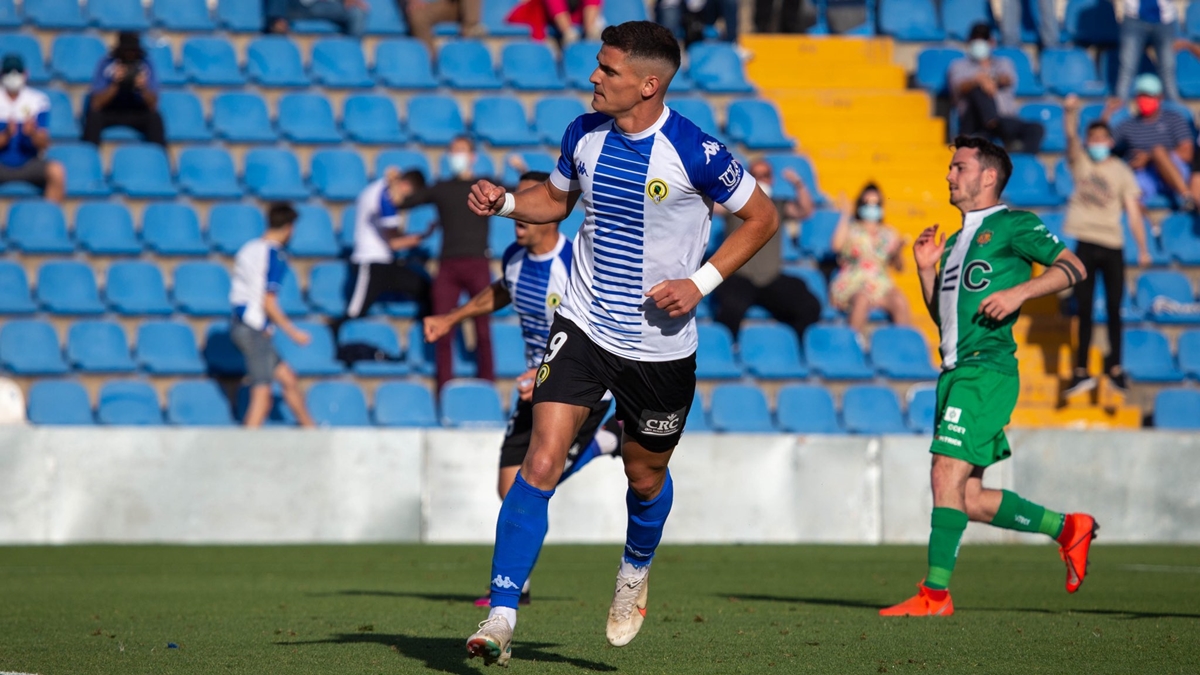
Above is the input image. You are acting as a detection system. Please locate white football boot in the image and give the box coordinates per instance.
[466,615,513,667]
[605,562,650,647]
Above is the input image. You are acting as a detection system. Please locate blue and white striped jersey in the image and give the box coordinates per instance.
[550,106,757,361]
[501,233,573,369]
[229,238,289,331]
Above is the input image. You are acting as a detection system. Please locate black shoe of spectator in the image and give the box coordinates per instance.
[1108,371,1130,393]
[1062,372,1096,398]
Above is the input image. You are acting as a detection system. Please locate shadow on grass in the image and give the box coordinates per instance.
[325,589,572,603]
[279,633,617,674]
[719,593,1200,620]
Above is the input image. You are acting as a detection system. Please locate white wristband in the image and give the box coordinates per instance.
[496,192,515,217]
[688,262,724,297]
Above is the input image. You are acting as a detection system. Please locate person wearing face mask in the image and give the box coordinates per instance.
[1061,95,1149,398]
[829,183,911,334]
[1109,74,1194,211]
[392,136,495,391]
[947,23,1043,153]
[0,54,65,204]
[84,32,165,148]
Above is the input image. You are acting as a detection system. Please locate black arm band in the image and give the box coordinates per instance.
[1052,260,1081,285]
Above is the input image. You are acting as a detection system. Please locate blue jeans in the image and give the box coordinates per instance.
[265,0,365,35]
[1115,18,1180,101]
[1000,0,1059,48]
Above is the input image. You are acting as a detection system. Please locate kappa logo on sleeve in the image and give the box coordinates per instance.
[702,140,721,165]
[576,160,588,178]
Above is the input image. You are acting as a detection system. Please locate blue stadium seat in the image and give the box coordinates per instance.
[44,143,111,197]
[311,150,367,201]
[45,89,78,141]
[710,384,775,433]
[310,37,373,87]
[906,386,937,434]
[439,379,505,427]
[89,0,150,30]
[28,380,93,425]
[233,382,298,425]
[489,321,527,378]
[879,0,944,40]
[500,152,554,187]
[1176,330,1200,380]
[278,93,342,144]
[502,42,563,90]
[1137,271,1198,323]
[783,266,834,320]
[7,201,73,254]
[563,40,602,89]
[669,98,725,142]
[1118,216,1168,267]
[1018,103,1066,153]
[39,261,105,315]
[1153,388,1200,430]
[202,321,244,375]
[339,207,357,251]
[208,204,264,255]
[246,36,309,87]
[406,318,434,375]
[1178,51,1200,99]
[143,203,208,256]
[374,381,437,427]
[137,320,205,375]
[1040,48,1106,97]
[1099,48,1158,99]
[276,272,309,317]
[685,389,711,431]
[374,38,437,88]
[0,320,67,374]
[727,100,793,150]
[1052,157,1074,202]
[842,385,906,434]
[1003,155,1062,207]
[798,209,839,262]
[376,149,433,181]
[308,261,348,316]
[0,0,15,26]
[941,0,990,41]
[111,144,177,198]
[68,320,136,372]
[407,95,466,145]
[914,47,963,95]
[438,39,502,89]
[173,262,231,316]
[153,0,216,30]
[244,148,309,200]
[1088,275,1142,324]
[338,318,409,376]
[50,34,106,84]
[273,321,343,375]
[0,261,36,314]
[1123,328,1184,381]
[216,0,261,31]
[689,43,754,93]
[178,148,243,199]
[98,381,162,425]
[870,326,939,379]
[804,325,873,379]
[146,41,186,87]
[739,323,808,379]
[1190,0,1200,40]
[994,47,1044,96]
[696,323,742,379]
[604,0,647,22]
[764,153,823,203]
[167,381,233,426]
[481,0,530,36]
[307,382,371,427]
[343,95,406,145]
[1063,0,1118,46]
[158,91,211,142]
[1160,213,1200,265]
[0,35,50,83]
[534,97,586,144]
[363,0,406,33]
[25,0,88,29]
[776,384,840,434]
[211,92,275,142]
[182,37,245,85]
[106,261,173,315]
[289,205,340,258]
[473,96,537,147]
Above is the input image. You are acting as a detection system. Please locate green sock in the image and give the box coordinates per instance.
[925,507,969,590]
[991,490,1064,538]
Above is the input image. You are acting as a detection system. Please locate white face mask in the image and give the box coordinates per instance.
[968,40,991,62]
[2,72,25,93]
[447,152,471,176]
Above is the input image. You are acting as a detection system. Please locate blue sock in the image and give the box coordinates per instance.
[623,470,674,567]
[490,472,553,609]
[557,440,602,484]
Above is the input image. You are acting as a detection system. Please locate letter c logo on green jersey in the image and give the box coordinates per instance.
[963,260,993,292]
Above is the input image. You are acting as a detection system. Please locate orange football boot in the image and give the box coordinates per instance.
[879,583,954,617]
[1057,513,1099,593]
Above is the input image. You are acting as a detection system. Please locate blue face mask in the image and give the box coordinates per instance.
[858,204,883,222]
[1086,144,1111,162]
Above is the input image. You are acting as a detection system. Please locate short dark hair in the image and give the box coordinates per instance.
[953,135,1013,196]
[855,182,883,211]
[401,169,426,190]
[601,21,681,73]
[519,170,550,184]
[1086,120,1112,137]
[968,22,992,42]
[267,203,298,230]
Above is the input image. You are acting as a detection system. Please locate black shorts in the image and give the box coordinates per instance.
[0,159,50,188]
[500,397,610,468]
[532,315,696,452]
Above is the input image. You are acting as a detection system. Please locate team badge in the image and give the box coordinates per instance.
[646,178,669,204]
[536,364,550,386]
[975,230,993,246]
[547,292,561,308]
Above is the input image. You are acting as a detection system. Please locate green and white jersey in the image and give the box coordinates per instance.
[935,205,1065,373]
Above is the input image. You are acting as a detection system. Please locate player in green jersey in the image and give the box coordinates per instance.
[880,136,1100,617]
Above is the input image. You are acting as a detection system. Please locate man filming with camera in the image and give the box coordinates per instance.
[84,32,165,148]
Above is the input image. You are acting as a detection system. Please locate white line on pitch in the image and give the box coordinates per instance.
[1117,564,1200,574]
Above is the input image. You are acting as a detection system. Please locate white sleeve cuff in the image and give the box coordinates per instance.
[549,167,579,193]
[720,175,758,214]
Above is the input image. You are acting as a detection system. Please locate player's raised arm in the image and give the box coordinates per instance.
[467,177,579,225]
[913,224,947,322]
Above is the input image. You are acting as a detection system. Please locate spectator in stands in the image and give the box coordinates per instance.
[406,0,484,53]
[84,32,165,148]
[712,159,821,342]
[659,0,743,54]
[394,136,494,391]
[753,0,807,35]
[948,23,1044,153]
[265,0,366,36]
[1061,95,1149,397]
[1109,74,1194,210]
[1113,0,1180,102]
[996,0,1059,49]
[330,168,432,335]
[0,55,65,204]
[829,183,911,335]
[505,0,603,43]
[229,203,316,429]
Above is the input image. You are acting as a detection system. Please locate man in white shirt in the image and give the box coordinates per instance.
[0,54,65,203]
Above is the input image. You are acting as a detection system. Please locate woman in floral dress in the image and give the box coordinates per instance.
[830,183,912,334]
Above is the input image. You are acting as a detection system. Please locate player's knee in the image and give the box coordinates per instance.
[624,466,667,501]
[521,449,561,486]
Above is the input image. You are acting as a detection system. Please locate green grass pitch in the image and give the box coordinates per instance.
[1,544,1197,674]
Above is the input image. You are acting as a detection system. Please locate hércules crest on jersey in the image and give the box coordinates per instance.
[646,178,669,204]
[536,364,550,386]
[547,292,561,308]
[975,230,993,246]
